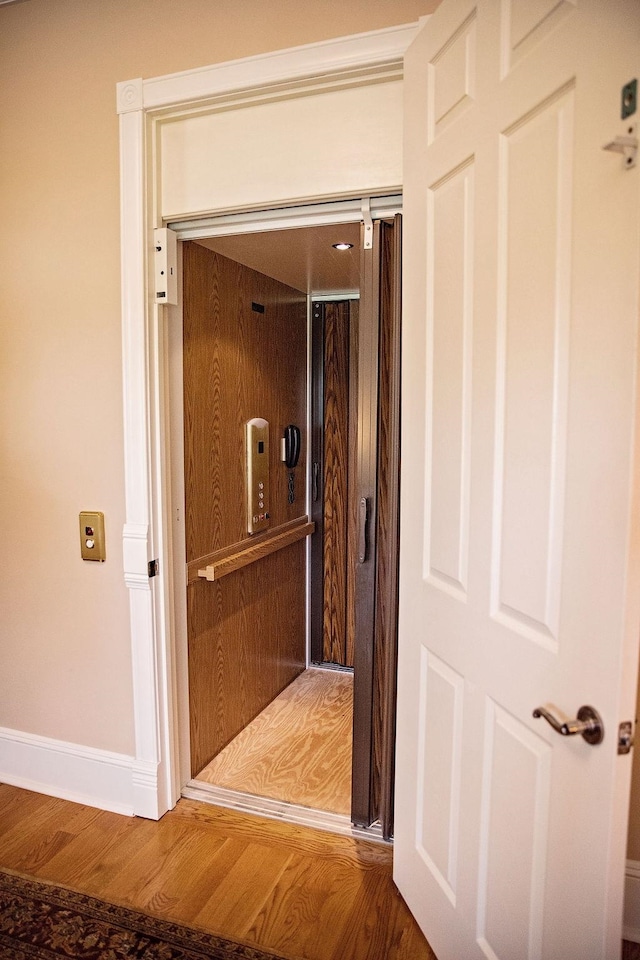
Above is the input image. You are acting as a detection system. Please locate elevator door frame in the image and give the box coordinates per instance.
[118,24,419,822]
[169,201,402,832]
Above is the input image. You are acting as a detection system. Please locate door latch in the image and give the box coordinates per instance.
[618,720,634,755]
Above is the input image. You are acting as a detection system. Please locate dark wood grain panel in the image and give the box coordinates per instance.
[351,218,401,833]
[322,301,350,665]
[183,242,308,776]
[346,301,359,668]
[309,302,325,665]
[351,222,381,827]
[372,217,402,838]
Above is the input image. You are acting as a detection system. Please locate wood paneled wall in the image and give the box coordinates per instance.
[183,241,308,776]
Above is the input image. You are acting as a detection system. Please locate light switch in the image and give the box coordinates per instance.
[79,511,106,561]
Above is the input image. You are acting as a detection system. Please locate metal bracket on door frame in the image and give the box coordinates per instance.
[602,121,638,169]
[362,198,373,249]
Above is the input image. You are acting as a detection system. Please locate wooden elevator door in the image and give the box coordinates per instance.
[311,299,359,669]
[310,216,402,837]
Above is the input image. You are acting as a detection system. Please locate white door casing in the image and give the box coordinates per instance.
[394,1,640,958]
[117,26,418,818]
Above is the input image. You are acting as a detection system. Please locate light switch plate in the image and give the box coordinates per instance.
[79,511,106,561]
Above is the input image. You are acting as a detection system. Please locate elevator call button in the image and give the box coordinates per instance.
[79,511,106,561]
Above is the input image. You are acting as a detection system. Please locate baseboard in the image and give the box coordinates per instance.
[0,726,135,816]
[625,860,640,943]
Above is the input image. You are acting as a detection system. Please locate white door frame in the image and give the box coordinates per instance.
[117,23,420,819]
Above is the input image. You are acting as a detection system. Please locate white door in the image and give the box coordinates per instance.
[394,1,640,958]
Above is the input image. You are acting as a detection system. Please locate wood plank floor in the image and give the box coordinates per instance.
[0,783,436,960]
[195,668,353,816]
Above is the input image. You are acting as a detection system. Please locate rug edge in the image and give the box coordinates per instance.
[0,866,300,960]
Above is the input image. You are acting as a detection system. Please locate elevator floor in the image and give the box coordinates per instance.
[194,667,353,816]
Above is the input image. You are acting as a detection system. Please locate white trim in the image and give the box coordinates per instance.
[625,860,640,943]
[0,727,134,816]
[117,78,143,114]
[119,100,170,820]
[118,24,417,819]
[311,292,361,302]
[119,24,418,113]
[168,194,403,240]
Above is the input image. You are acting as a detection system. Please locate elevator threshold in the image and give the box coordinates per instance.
[183,668,385,841]
[182,780,384,842]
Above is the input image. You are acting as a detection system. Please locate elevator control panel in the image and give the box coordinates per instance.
[246,418,270,535]
[79,510,106,561]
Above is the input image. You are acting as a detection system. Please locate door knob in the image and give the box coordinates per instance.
[532,705,604,745]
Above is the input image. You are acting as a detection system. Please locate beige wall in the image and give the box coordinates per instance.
[0,0,435,755]
[5,0,638,865]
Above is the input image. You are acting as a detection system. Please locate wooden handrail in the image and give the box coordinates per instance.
[196,519,315,583]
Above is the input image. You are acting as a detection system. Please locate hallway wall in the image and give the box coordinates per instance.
[0,0,435,760]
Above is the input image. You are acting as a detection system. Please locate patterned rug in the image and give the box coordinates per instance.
[0,869,292,959]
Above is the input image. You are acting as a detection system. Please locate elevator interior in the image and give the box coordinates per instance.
[177,214,400,837]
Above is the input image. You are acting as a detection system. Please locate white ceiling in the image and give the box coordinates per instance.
[195,221,361,296]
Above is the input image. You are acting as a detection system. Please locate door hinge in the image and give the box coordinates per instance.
[618,720,634,755]
[148,559,159,578]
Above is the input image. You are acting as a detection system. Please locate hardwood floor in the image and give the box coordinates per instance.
[195,668,353,816]
[0,783,436,960]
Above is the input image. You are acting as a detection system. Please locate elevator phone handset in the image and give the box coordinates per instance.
[283,424,301,469]
[246,418,270,535]
[282,424,301,505]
